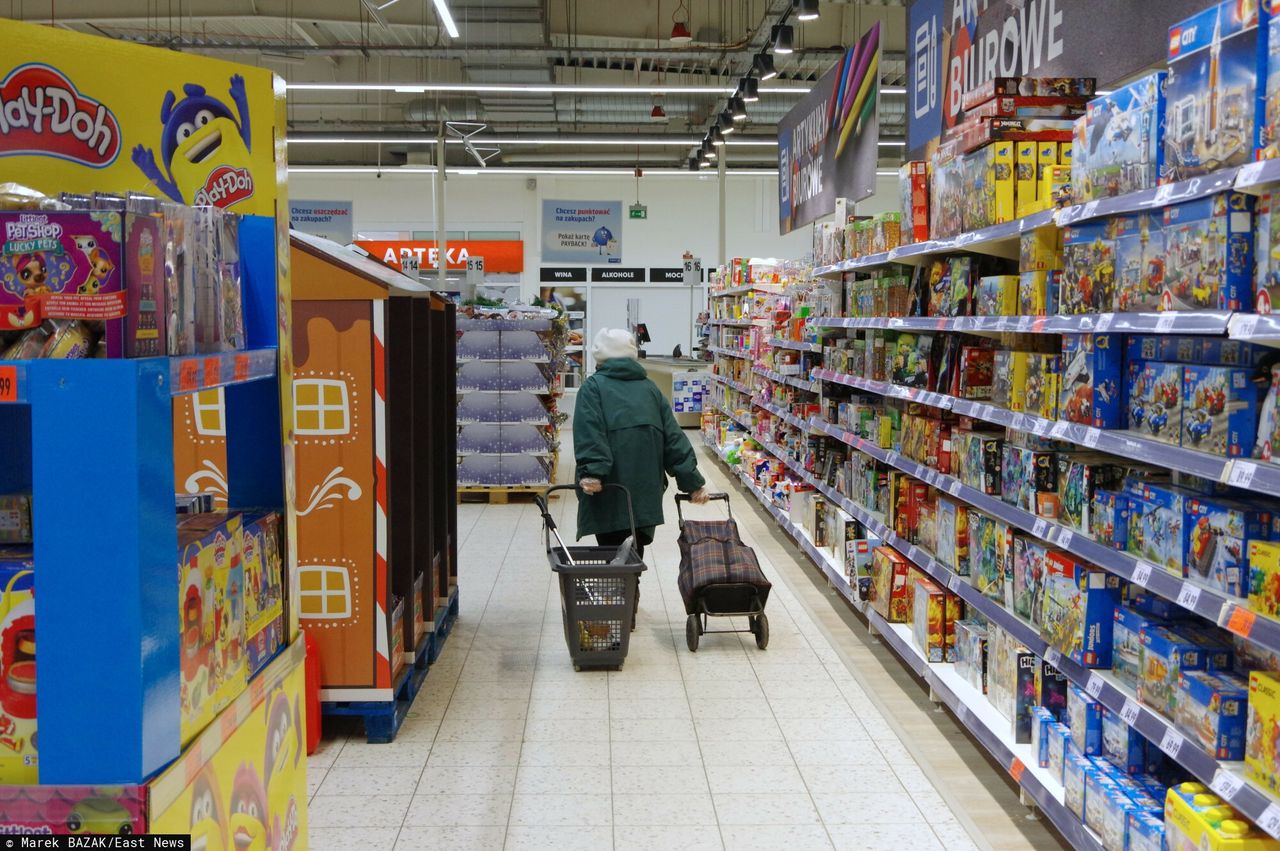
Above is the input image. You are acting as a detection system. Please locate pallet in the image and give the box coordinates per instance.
[428,587,460,663]
[457,486,554,505]
[321,632,433,744]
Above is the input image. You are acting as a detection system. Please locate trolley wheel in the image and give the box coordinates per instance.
[573,663,582,672]
[686,613,700,652]
[752,613,769,650]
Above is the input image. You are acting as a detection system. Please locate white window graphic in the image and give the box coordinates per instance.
[298,565,352,619]
[192,389,226,437]
[295,379,351,436]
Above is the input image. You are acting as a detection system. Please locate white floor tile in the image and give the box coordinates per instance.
[507,792,614,827]
[613,792,718,826]
[613,825,724,851]
[502,825,614,851]
[401,792,512,827]
[311,827,401,851]
[711,792,822,826]
[515,764,611,795]
[416,765,518,796]
[307,795,411,828]
[718,824,834,851]
[395,826,507,851]
[611,765,711,795]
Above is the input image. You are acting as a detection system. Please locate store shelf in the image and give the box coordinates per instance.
[1056,166,1240,226]
[1236,158,1280,194]
[811,311,1233,336]
[708,346,751,359]
[753,366,818,393]
[1228,312,1280,345]
[813,367,1241,483]
[716,404,754,433]
[710,283,784,298]
[812,209,1056,278]
[709,373,754,395]
[709,318,766,327]
[769,337,824,353]
[754,399,811,432]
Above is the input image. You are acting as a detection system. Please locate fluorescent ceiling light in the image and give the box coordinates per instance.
[432,0,460,38]
[287,136,783,147]
[288,165,785,176]
[293,82,810,95]
[878,140,905,147]
[880,87,906,95]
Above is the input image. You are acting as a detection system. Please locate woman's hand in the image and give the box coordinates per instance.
[579,477,603,494]
[690,487,710,505]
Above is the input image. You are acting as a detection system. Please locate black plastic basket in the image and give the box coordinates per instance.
[536,484,647,670]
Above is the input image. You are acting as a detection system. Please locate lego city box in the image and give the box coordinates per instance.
[1182,365,1265,458]
[1177,670,1248,760]
[1185,495,1270,598]
[1060,334,1123,428]
[1128,361,1185,446]
[1251,189,1280,313]
[1138,626,1206,717]
[1164,0,1268,181]
[1040,552,1120,668]
[1127,481,1191,575]
[1091,489,1131,552]
[1162,191,1255,312]
[1072,73,1166,203]
[1068,683,1104,756]
[1113,605,1167,693]
[1114,212,1167,313]
[1060,219,1117,314]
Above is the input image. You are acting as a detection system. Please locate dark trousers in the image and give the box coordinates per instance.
[596,528,649,558]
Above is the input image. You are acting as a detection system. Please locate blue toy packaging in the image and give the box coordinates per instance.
[1127,481,1190,576]
[1101,706,1148,774]
[1185,494,1271,597]
[1138,626,1207,717]
[1182,365,1265,458]
[1068,685,1103,757]
[1059,335,1122,428]
[1112,605,1168,692]
[1127,811,1165,851]
[1032,706,1055,768]
[1063,751,1089,820]
[1176,670,1248,760]
[1090,489,1130,551]
[1114,213,1167,313]
[1164,0,1268,181]
[954,618,989,693]
[1127,362,1184,445]
[1041,552,1120,668]
[1048,722,1070,783]
[1072,73,1167,202]
[1058,455,1125,536]
[1162,192,1255,311]
[1060,219,1116,314]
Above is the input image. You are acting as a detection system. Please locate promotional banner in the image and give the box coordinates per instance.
[541,200,623,263]
[0,21,281,216]
[289,200,353,243]
[777,22,881,235]
[354,240,524,273]
[907,0,1208,157]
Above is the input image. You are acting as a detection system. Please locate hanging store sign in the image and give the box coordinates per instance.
[777,22,882,235]
[650,267,705,283]
[541,200,623,263]
[290,200,353,244]
[591,268,645,283]
[539,267,587,283]
[906,0,1210,158]
[353,239,524,273]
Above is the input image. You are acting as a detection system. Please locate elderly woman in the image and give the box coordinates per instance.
[574,328,708,557]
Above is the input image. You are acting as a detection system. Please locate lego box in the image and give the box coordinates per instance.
[1162,192,1255,312]
[1040,552,1119,668]
[1182,365,1264,458]
[1247,670,1280,793]
[1127,481,1190,575]
[870,546,912,623]
[1185,495,1270,597]
[1177,670,1248,760]
[1012,536,1049,625]
[955,619,988,693]
[1072,73,1166,203]
[1060,220,1116,314]
[1114,212,1167,313]
[1059,334,1122,428]
[1128,362,1184,445]
[1249,539,1280,620]
[1138,626,1206,718]
[1068,684,1103,756]
[963,77,1096,112]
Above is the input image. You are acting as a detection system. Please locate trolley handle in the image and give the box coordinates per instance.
[675,491,732,525]
[536,482,640,551]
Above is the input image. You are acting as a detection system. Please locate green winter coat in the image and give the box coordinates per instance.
[573,358,706,540]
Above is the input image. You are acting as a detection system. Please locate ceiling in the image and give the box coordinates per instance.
[21,0,908,171]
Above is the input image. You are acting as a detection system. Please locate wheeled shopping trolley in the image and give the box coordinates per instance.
[537,484,646,670]
[675,492,771,651]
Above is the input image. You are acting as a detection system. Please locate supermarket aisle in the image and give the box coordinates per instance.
[307,442,1065,851]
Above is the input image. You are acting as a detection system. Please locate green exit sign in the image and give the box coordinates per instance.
[629,204,647,219]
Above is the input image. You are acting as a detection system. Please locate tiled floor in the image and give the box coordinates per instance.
[307,441,1067,851]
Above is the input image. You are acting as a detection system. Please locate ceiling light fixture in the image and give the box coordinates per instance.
[670,0,693,43]
[286,135,784,147]
[772,25,794,54]
[290,81,813,95]
[288,165,801,177]
[650,104,668,122]
[795,0,819,21]
[754,53,778,81]
[688,156,700,171]
[730,96,747,121]
[711,127,725,146]
[743,77,760,102]
[431,0,460,38]
[719,111,737,133]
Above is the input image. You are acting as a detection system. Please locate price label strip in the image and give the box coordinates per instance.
[1085,673,1104,699]
[0,365,17,403]
[1131,561,1154,587]
[1159,728,1184,758]
[1210,769,1245,802]
[1119,699,1142,726]
[1257,802,1280,840]
[1176,583,1202,611]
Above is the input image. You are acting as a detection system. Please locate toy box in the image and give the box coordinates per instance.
[1165,782,1275,851]
[1060,335,1123,428]
[241,512,286,677]
[1130,361,1185,444]
[1163,192,1256,312]
[1128,812,1165,851]
[0,210,127,355]
[1185,496,1270,597]
[1025,353,1060,420]
[1020,227,1063,273]
[177,512,247,746]
[1247,670,1280,793]
[890,333,933,389]
[1182,366,1264,458]
[1059,456,1125,535]
[1091,489,1131,551]
[955,618,989,693]
[1069,684,1104,755]
[969,512,1013,606]
[1072,73,1166,203]
[912,576,954,662]
[1038,656,1070,722]
[1048,721,1070,782]
[1114,606,1168,692]
[1139,626,1207,717]
[1178,670,1249,760]
[870,546,912,622]
[1032,706,1056,767]
[0,555,35,783]
[900,161,929,244]
[955,431,1003,495]
[1061,220,1116,314]
[1001,444,1058,514]
[1064,751,1090,821]
[1099,786,1142,851]
[1016,141,1041,217]
[1249,540,1280,620]
[1007,351,1032,413]
[992,351,1015,408]
[1017,270,1058,315]
[956,346,995,400]
[990,626,1038,743]
[964,77,1096,112]
[1041,552,1120,667]
[1114,213,1168,312]
[936,497,970,576]
[1254,190,1280,313]
[122,199,170,357]
[1164,0,1267,182]
[0,495,31,546]
[975,275,1019,316]
[1084,767,1122,836]
[1102,706,1148,774]
[1012,536,1050,624]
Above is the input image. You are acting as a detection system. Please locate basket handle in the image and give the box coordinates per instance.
[675,491,731,525]
[538,482,640,548]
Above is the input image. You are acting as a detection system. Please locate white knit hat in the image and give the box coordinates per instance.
[591,328,638,362]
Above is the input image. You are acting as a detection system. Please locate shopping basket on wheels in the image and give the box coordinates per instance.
[675,492,771,651]
[536,483,647,671]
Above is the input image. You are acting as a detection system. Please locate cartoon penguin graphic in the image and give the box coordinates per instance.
[131,76,252,207]
[72,236,116,294]
[227,763,269,851]
[263,690,302,851]
[189,767,228,851]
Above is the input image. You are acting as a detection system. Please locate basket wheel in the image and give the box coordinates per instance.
[685,613,700,652]
[751,613,769,650]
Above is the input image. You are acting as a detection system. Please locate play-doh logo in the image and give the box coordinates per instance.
[0,64,120,167]
[194,164,254,208]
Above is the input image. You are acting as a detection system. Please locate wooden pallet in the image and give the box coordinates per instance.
[457,486,556,504]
